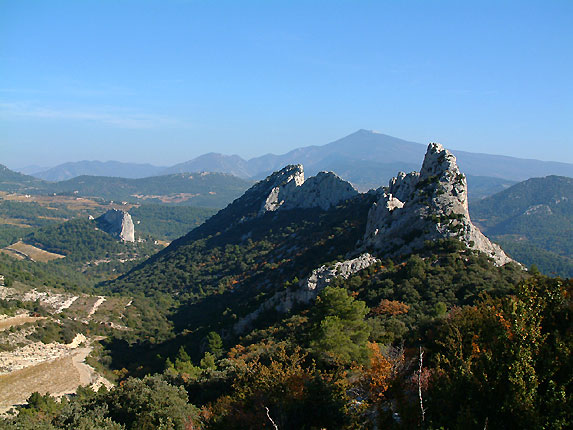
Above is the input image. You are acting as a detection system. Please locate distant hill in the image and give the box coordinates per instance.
[470,175,573,277]
[13,130,572,199]
[50,173,252,208]
[0,164,252,209]
[0,164,47,193]
[33,160,166,181]
[15,164,50,176]
[246,130,573,182]
[162,153,252,178]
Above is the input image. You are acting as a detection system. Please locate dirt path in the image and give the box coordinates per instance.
[87,296,106,318]
[0,345,113,413]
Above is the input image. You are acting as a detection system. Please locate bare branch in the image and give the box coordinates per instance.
[418,346,425,424]
[265,406,279,430]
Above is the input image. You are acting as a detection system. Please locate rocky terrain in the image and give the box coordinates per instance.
[234,253,378,333]
[361,143,513,265]
[96,209,135,242]
[259,165,358,213]
[228,143,515,334]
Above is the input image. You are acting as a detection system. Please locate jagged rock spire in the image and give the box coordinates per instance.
[362,143,513,265]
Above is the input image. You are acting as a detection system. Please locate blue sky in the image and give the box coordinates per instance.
[1,0,572,168]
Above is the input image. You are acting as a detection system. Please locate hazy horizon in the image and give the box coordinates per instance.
[8,129,573,173]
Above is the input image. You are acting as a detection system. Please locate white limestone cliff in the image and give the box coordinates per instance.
[259,165,358,214]
[96,209,135,242]
[362,143,513,266]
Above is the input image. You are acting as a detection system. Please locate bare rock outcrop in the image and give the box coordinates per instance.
[281,171,359,211]
[233,253,378,334]
[362,143,513,265]
[259,165,358,214]
[216,164,358,228]
[96,209,135,242]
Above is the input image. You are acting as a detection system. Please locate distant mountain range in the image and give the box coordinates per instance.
[31,160,167,182]
[15,130,573,196]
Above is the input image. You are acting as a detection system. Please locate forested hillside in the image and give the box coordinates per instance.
[0,164,251,209]
[1,148,571,429]
[471,175,573,277]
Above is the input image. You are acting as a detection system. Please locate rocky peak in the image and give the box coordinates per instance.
[96,209,135,242]
[259,164,305,213]
[281,171,359,211]
[234,164,357,217]
[362,143,513,266]
[203,164,358,232]
[388,171,420,202]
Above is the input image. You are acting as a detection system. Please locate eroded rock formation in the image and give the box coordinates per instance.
[96,209,135,242]
[259,165,358,214]
[362,143,512,265]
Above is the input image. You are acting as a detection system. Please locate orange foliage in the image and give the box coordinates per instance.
[371,299,410,316]
[361,342,393,401]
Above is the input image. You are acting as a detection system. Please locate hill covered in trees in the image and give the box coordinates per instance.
[1,145,570,429]
[0,164,252,209]
[471,175,573,277]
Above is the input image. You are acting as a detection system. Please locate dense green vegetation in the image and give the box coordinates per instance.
[50,173,251,208]
[0,196,217,246]
[495,237,573,278]
[470,175,573,277]
[3,269,568,429]
[0,253,94,291]
[0,167,570,429]
[130,204,217,240]
[1,376,200,430]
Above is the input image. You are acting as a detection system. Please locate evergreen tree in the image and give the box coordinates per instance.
[309,286,371,364]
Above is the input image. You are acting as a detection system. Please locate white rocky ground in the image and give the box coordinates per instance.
[87,296,106,317]
[0,287,78,313]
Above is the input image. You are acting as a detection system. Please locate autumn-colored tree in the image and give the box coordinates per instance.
[427,277,573,429]
[360,342,393,401]
[371,299,410,316]
[209,343,359,429]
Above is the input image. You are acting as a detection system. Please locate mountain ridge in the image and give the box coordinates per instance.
[15,131,573,191]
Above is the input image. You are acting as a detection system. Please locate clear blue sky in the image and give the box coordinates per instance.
[1,0,572,168]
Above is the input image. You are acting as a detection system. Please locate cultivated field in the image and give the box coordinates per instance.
[2,241,65,262]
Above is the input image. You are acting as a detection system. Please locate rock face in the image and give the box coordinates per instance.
[219,164,358,225]
[233,253,378,334]
[259,165,306,213]
[96,209,135,242]
[362,143,513,265]
[259,165,358,214]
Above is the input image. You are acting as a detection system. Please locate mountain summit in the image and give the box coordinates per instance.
[362,143,512,265]
[196,164,358,231]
